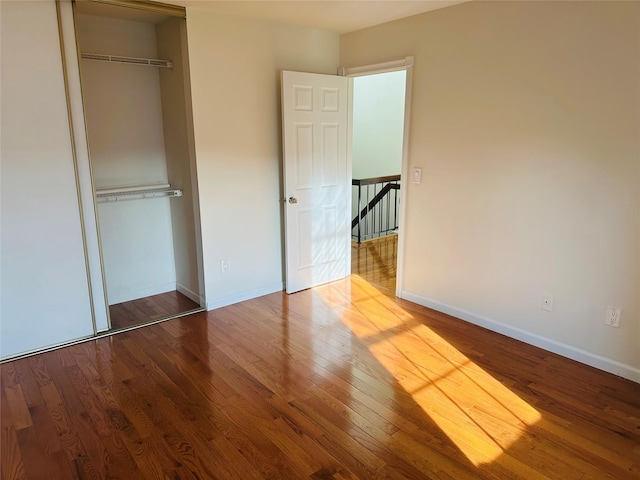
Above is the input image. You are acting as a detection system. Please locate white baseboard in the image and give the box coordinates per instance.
[206,282,284,310]
[177,283,203,306]
[401,290,640,383]
[108,282,176,305]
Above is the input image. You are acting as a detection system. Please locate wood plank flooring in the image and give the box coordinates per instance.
[109,291,201,330]
[352,234,397,292]
[2,276,639,479]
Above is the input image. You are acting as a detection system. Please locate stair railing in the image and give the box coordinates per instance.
[352,175,401,243]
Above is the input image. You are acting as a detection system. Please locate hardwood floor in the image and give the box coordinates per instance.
[2,276,639,479]
[352,234,397,292]
[109,291,201,330]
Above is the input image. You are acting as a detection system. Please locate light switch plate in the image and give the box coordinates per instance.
[412,167,422,184]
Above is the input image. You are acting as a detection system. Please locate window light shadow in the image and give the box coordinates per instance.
[315,276,541,468]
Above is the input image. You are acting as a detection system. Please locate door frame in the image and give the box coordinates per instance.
[339,57,413,298]
[68,0,206,324]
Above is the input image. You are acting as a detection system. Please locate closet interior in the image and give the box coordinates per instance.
[75,1,204,331]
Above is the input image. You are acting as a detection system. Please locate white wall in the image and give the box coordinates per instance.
[77,14,168,188]
[77,14,177,304]
[341,1,640,380]
[0,0,94,358]
[186,10,340,308]
[352,70,406,179]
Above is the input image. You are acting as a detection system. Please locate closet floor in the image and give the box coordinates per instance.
[109,291,200,330]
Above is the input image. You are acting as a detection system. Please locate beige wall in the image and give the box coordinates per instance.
[341,1,640,379]
[186,10,340,308]
[157,17,203,304]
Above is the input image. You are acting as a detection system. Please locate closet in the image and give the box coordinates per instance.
[75,1,204,330]
[0,0,203,361]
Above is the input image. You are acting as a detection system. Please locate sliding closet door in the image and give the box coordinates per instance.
[0,0,95,358]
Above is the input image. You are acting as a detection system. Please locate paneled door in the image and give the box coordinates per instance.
[281,71,349,294]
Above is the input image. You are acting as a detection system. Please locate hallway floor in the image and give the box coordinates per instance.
[351,233,398,292]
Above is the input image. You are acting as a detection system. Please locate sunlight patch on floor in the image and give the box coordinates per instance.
[321,278,541,467]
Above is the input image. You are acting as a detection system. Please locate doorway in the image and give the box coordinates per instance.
[281,58,411,297]
[349,69,408,293]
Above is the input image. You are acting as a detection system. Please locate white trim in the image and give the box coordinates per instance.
[177,282,202,305]
[339,57,414,77]
[396,62,413,297]
[401,290,640,383]
[206,282,284,310]
[345,75,354,279]
[341,57,414,298]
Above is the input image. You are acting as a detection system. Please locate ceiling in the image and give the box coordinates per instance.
[156,0,469,34]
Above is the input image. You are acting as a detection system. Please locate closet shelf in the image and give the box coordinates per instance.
[96,184,182,203]
[81,53,173,69]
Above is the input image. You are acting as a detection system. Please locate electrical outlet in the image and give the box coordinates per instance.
[540,294,553,312]
[605,306,621,328]
[220,259,230,273]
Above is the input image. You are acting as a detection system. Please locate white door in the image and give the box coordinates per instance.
[281,70,349,294]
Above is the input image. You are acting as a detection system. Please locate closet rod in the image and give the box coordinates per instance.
[96,184,183,203]
[81,53,173,69]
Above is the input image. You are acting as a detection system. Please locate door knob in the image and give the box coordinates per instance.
[288,196,298,204]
